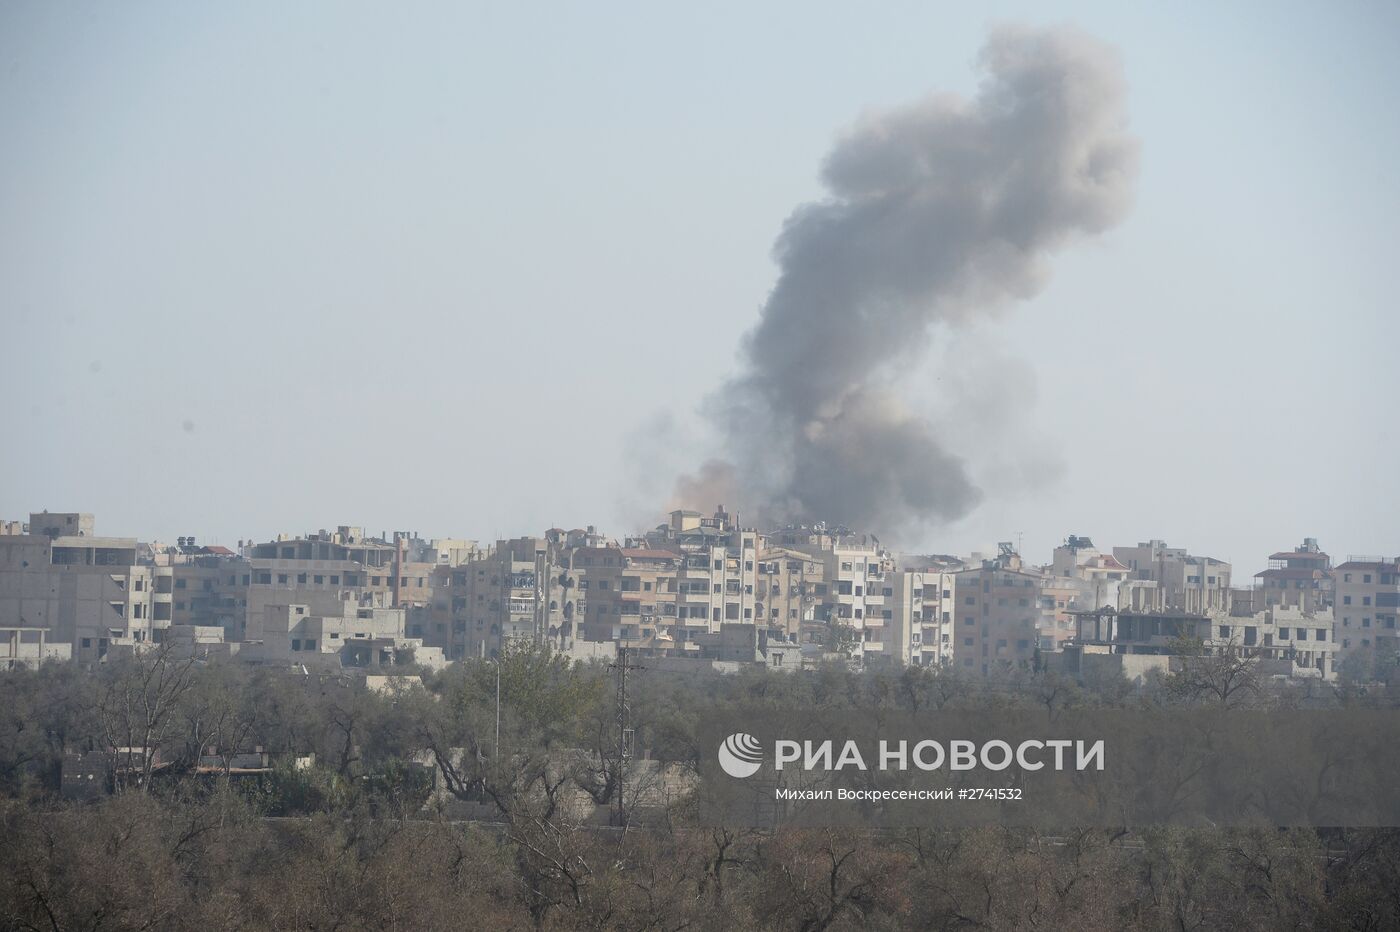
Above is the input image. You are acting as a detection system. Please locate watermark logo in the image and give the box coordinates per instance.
[718,732,763,778]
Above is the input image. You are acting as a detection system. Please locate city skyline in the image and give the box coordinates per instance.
[3,2,1398,578]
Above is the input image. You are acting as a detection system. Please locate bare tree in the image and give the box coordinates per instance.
[95,642,199,793]
[1165,640,1261,707]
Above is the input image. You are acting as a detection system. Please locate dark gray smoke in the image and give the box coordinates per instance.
[677,25,1138,535]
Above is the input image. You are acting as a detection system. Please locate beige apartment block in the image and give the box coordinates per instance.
[755,547,825,642]
[247,600,443,671]
[0,522,163,662]
[1049,536,1140,609]
[952,546,1046,675]
[640,508,761,651]
[833,542,890,660]
[574,546,678,652]
[1254,538,1333,613]
[434,536,577,660]
[242,527,437,641]
[1332,557,1400,671]
[883,569,942,666]
[1063,605,1337,682]
[1112,539,1232,613]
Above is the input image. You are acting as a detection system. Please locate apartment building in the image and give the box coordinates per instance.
[574,546,678,649]
[0,513,163,661]
[802,538,888,662]
[882,570,932,665]
[1112,540,1232,613]
[895,555,964,666]
[639,508,761,650]
[252,600,444,671]
[1063,604,1337,681]
[242,527,441,641]
[1333,557,1400,667]
[952,544,1046,674]
[1049,536,1147,609]
[434,536,580,660]
[1253,539,1332,613]
[755,546,824,643]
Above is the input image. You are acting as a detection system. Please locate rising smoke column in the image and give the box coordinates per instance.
[681,26,1139,534]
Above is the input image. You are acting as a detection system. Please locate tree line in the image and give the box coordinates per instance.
[0,643,1398,930]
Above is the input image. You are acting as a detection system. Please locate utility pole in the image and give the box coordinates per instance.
[609,646,642,828]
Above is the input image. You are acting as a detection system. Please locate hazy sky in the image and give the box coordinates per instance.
[2,1,1397,576]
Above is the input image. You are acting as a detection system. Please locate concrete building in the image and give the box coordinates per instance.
[433,536,576,660]
[883,569,957,666]
[694,622,800,669]
[755,546,824,643]
[0,515,164,661]
[640,508,762,651]
[1333,557,1400,669]
[250,600,444,671]
[1112,540,1232,613]
[1061,604,1337,681]
[574,546,679,651]
[242,527,439,643]
[1049,536,1148,611]
[1254,539,1333,613]
[952,545,1044,675]
[1,627,71,670]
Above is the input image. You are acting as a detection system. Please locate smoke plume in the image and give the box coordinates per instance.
[677,25,1138,535]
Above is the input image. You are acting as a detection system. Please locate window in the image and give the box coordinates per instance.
[278,574,289,584]
[1278,628,1289,640]
[292,639,302,650]
[313,575,324,584]
[305,639,316,650]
